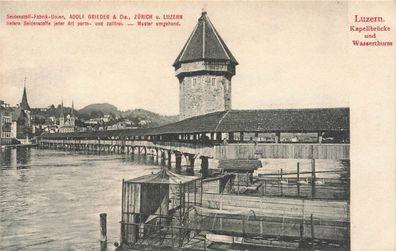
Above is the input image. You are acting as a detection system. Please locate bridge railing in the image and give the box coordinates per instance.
[38,139,349,160]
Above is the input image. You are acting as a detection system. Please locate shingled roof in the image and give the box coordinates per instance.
[152,108,350,135]
[173,11,238,67]
[41,108,349,139]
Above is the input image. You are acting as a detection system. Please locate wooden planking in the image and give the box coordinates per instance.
[195,216,347,241]
[214,144,349,160]
[198,193,349,222]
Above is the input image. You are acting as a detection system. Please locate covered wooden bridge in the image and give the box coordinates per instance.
[39,108,350,174]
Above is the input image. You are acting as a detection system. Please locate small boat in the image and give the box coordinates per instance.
[297,178,309,185]
[280,179,289,184]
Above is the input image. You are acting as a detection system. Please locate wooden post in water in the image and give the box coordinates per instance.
[186,154,195,175]
[299,221,304,246]
[232,236,235,250]
[280,168,283,196]
[120,180,125,244]
[310,213,315,248]
[242,219,245,237]
[201,156,209,179]
[100,213,107,245]
[297,162,300,197]
[311,159,316,198]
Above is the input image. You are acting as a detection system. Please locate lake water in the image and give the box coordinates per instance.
[0,147,162,250]
[0,147,349,250]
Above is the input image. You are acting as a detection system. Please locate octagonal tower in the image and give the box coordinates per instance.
[173,11,238,120]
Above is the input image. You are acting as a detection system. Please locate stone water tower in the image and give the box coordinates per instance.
[173,11,238,120]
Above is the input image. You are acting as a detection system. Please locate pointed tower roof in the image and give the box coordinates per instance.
[60,100,64,116]
[20,84,31,111]
[71,100,75,116]
[173,11,238,67]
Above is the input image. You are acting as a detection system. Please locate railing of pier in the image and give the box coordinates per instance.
[119,209,349,250]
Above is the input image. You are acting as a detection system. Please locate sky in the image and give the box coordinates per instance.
[1,1,350,115]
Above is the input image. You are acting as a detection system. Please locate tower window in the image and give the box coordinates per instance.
[212,78,216,86]
[193,78,196,87]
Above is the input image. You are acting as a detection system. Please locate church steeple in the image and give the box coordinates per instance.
[60,100,64,116]
[59,100,65,127]
[20,79,31,111]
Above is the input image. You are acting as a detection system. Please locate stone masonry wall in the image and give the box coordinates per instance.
[179,74,231,120]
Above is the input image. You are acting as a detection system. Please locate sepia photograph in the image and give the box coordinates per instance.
[0,1,394,251]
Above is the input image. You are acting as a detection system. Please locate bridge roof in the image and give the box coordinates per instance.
[152,108,349,134]
[41,108,349,139]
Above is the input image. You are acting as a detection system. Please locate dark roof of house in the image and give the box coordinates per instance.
[173,11,238,67]
[220,160,262,172]
[152,108,350,134]
[20,86,31,111]
[12,107,29,122]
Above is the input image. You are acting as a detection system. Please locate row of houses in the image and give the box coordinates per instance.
[0,87,32,145]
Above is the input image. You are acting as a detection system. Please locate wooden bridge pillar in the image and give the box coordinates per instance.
[200,156,209,179]
[143,147,147,155]
[167,150,172,167]
[186,154,195,175]
[175,152,182,171]
[160,151,166,166]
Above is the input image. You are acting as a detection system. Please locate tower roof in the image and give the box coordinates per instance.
[173,11,238,67]
[60,100,64,116]
[20,85,31,111]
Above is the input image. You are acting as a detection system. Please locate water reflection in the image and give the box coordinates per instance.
[0,148,164,250]
[0,148,32,169]
[0,147,345,250]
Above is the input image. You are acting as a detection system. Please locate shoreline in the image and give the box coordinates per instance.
[1,143,37,149]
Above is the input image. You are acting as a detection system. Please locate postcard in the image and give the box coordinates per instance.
[0,1,394,250]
